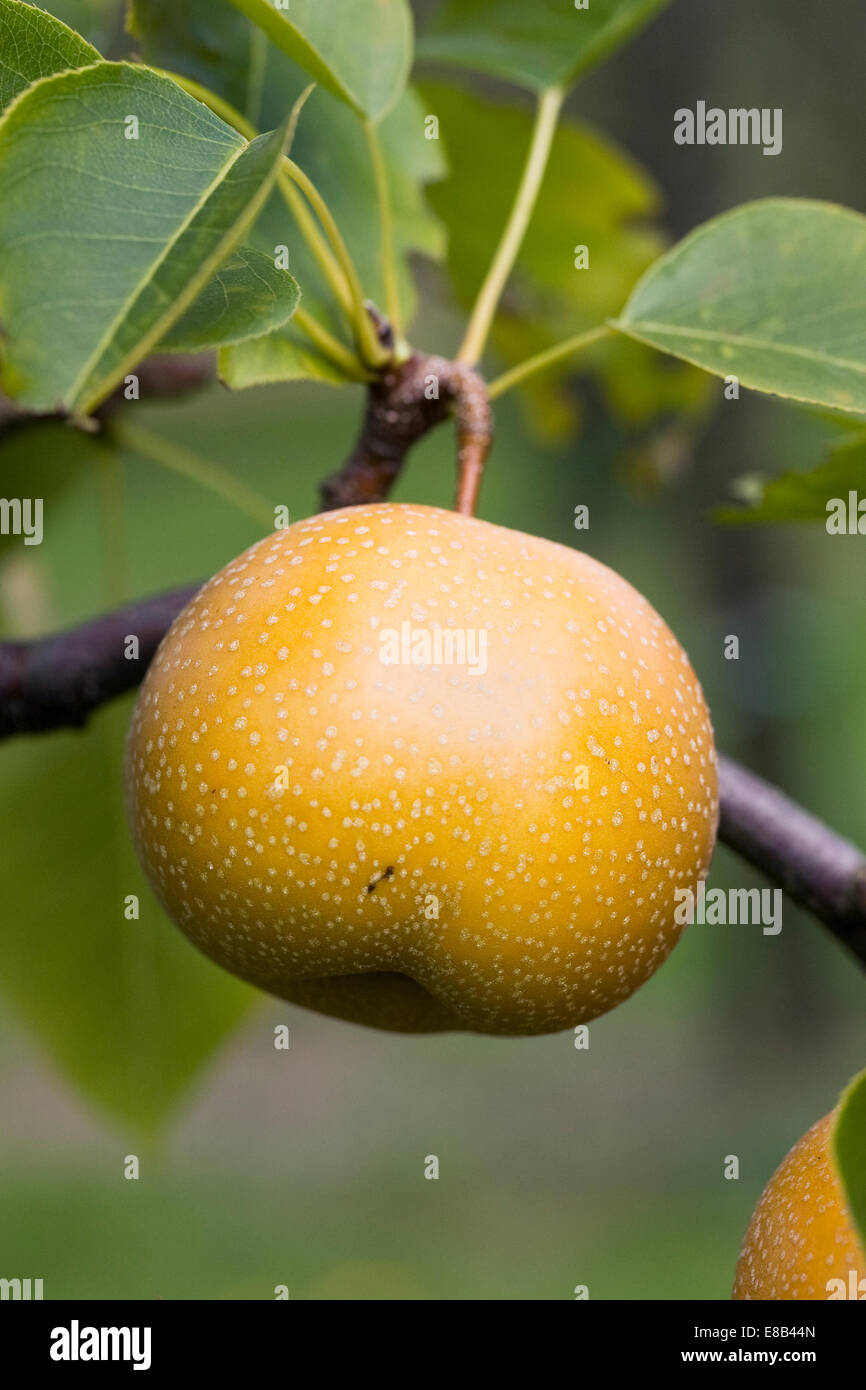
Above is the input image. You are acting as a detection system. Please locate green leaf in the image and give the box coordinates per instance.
[219,326,357,387]
[801,404,866,434]
[0,700,255,1133]
[159,246,299,352]
[716,432,866,525]
[832,1068,866,1258]
[228,81,444,387]
[419,0,670,94]
[0,62,289,415]
[225,0,412,122]
[0,0,99,112]
[615,199,866,416]
[423,80,707,439]
[127,3,442,384]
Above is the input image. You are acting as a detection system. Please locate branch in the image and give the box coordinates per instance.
[0,591,864,966]
[717,756,866,964]
[0,353,216,438]
[320,347,492,515]
[320,351,447,509]
[0,586,199,736]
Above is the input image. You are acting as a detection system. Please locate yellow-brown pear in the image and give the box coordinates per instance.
[733,1111,866,1300]
[125,503,718,1034]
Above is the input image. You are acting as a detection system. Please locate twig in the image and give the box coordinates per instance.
[0,353,216,439]
[320,349,492,516]
[717,756,866,965]
[0,586,200,736]
[448,362,494,517]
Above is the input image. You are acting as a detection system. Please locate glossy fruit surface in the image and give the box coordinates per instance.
[733,1111,866,1300]
[126,503,717,1034]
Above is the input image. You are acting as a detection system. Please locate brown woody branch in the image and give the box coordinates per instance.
[0,586,200,736]
[0,353,216,437]
[321,350,492,514]
[717,756,866,964]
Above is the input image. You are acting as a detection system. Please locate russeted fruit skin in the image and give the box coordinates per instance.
[125,502,718,1036]
[733,1112,865,1300]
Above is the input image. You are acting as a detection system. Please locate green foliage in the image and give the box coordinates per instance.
[0,700,255,1133]
[616,199,866,416]
[419,0,671,93]
[717,432,866,524]
[219,326,358,388]
[832,1069,866,1255]
[225,0,412,122]
[0,0,98,109]
[0,62,289,414]
[223,83,445,387]
[424,80,708,438]
[159,247,299,353]
[131,0,443,385]
[0,9,299,385]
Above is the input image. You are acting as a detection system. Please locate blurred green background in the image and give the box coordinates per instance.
[0,0,864,1299]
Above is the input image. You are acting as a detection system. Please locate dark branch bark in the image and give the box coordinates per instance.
[320,352,492,514]
[717,756,866,964]
[0,586,199,736]
[0,353,216,438]
[320,353,449,509]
